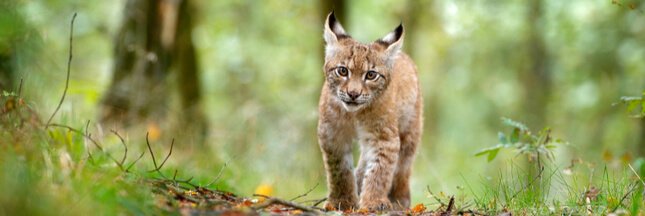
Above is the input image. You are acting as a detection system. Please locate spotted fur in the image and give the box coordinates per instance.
[318,12,423,211]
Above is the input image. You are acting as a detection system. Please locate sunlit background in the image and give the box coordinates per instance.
[2,0,644,208]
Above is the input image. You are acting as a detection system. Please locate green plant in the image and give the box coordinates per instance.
[473,117,568,163]
[613,91,645,119]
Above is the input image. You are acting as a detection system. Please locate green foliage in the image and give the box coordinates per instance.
[0,95,169,215]
[613,91,645,119]
[473,117,568,162]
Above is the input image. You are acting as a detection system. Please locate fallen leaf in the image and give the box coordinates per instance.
[410,203,426,213]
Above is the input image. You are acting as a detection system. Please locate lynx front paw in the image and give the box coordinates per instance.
[325,198,358,211]
[360,198,392,211]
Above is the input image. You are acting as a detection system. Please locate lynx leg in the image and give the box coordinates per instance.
[389,107,422,210]
[388,131,420,210]
[354,147,368,196]
[318,122,358,210]
[357,127,400,211]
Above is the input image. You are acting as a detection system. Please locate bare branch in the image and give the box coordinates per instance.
[311,198,328,207]
[48,123,103,151]
[110,129,128,165]
[124,151,146,172]
[17,78,23,97]
[446,196,455,213]
[629,164,645,188]
[46,12,77,128]
[249,197,324,213]
[510,166,545,201]
[148,138,174,172]
[253,194,270,199]
[290,182,319,201]
[145,132,165,178]
[204,156,236,188]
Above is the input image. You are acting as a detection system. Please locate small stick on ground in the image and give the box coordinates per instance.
[253,194,270,199]
[124,151,145,173]
[629,164,645,188]
[446,196,455,212]
[111,129,128,165]
[612,183,637,213]
[49,123,104,151]
[145,132,166,178]
[290,182,319,201]
[204,156,236,188]
[312,198,327,207]
[17,78,23,97]
[249,197,324,214]
[510,166,545,200]
[148,138,174,172]
[46,12,76,128]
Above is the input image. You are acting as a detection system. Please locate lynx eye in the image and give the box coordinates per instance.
[365,71,378,80]
[336,67,349,76]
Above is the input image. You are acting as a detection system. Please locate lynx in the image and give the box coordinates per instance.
[318,12,423,211]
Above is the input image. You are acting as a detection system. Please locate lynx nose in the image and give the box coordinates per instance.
[347,91,360,100]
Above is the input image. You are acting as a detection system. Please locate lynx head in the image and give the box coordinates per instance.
[323,11,404,112]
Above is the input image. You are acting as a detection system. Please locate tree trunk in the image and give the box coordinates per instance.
[523,0,550,129]
[174,0,207,138]
[522,0,550,198]
[101,0,204,132]
[0,54,12,92]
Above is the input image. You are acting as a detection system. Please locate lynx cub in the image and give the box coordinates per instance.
[318,12,423,211]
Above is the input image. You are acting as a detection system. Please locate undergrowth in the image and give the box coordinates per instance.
[468,117,645,215]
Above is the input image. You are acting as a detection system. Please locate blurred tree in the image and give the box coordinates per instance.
[320,0,345,25]
[400,0,440,140]
[521,0,550,193]
[401,0,421,54]
[521,0,550,128]
[101,0,206,134]
[0,1,24,92]
[0,54,12,92]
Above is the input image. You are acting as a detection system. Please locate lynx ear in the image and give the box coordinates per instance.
[324,11,349,60]
[376,23,404,57]
[324,11,348,46]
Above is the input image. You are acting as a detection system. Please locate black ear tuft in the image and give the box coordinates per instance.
[328,10,337,28]
[376,23,404,47]
[393,22,403,41]
[325,11,348,40]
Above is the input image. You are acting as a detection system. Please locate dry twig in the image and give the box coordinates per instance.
[46,12,76,128]
[124,151,146,173]
[204,156,236,188]
[145,132,166,178]
[629,164,645,188]
[446,196,455,213]
[148,139,174,173]
[290,182,319,201]
[249,197,324,213]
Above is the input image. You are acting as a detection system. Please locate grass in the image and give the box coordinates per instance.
[460,155,645,215]
[4,93,645,215]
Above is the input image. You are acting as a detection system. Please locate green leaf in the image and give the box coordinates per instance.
[627,100,640,113]
[487,148,500,162]
[510,128,519,144]
[473,145,502,157]
[498,132,508,145]
[501,117,530,132]
[473,149,489,157]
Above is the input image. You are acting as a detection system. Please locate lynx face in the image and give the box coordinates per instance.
[323,14,403,112]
